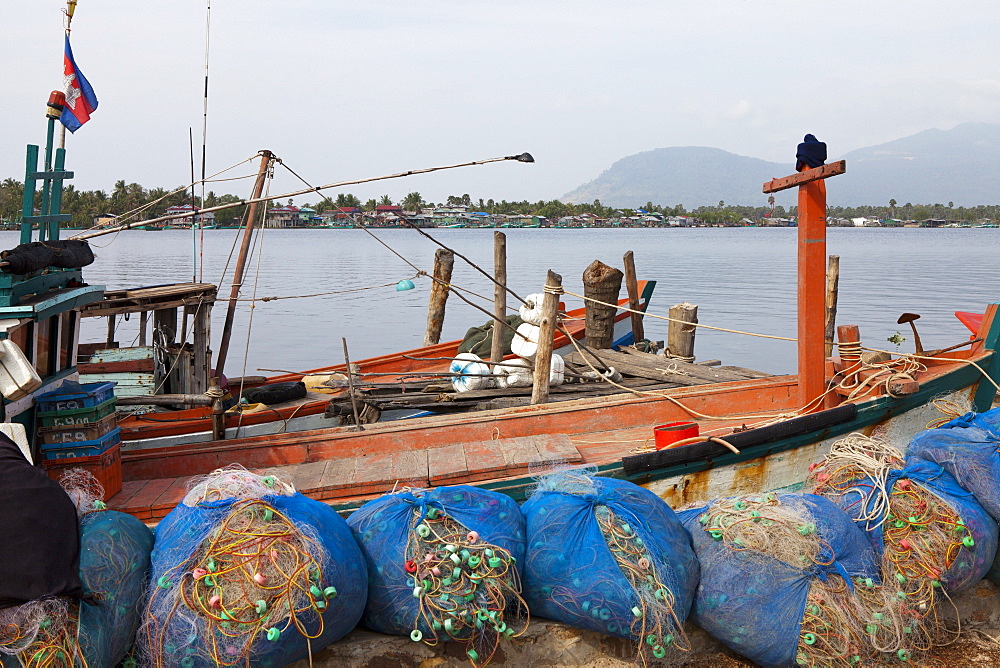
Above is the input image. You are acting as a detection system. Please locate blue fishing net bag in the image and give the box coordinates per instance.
[346,486,525,640]
[679,494,878,668]
[830,458,998,593]
[144,491,366,668]
[77,509,154,665]
[908,408,1000,522]
[522,473,698,657]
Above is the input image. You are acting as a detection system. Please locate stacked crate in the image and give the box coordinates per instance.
[36,382,122,499]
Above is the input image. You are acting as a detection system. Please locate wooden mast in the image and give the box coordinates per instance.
[763,159,846,410]
[215,150,273,379]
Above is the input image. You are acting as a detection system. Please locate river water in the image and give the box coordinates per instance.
[10,227,997,377]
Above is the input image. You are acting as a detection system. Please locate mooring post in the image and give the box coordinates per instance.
[531,270,562,405]
[582,260,623,350]
[825,255,840,358]
[763,154,846,411]
[424,248,455,346]
[622,251,644,344]
[667,303,698,361]
[490,232,507,363]
[209,376,225,441]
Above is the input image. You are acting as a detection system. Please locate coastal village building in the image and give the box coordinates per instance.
[163,204,216,227]
[265,205,301,228]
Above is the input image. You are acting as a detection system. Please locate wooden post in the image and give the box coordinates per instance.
[531,270,562,405]
[209,376,225,441]
[798,176,828,408]
[490,232,507,363]
[837,324,862,388]
[342,338,364,431]
[824,255,840,358]
[191,303,212,394]
[622,251,644,343]
[763,158,846,410]
[424,248,455,346]
[582,260,623,350]
[153,307,178,346]
[215,150,273,379]
[106,315,115,346]
[138,311,148,346]
[667,303,698,360]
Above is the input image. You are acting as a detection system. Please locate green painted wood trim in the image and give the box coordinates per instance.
[29,171,74,180]
[20,145,38,245]
[973,303,1000,411]
[21,215,72,224]
[48,149,67,241]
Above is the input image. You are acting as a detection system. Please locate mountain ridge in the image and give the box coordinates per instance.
[562,123,1000,208]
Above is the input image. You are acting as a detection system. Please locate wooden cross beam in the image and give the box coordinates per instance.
[762,160,847,194]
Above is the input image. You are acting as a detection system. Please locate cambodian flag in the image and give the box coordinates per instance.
[60,36,98,133]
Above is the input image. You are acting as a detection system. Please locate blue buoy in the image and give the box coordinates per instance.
[396,279,415,292]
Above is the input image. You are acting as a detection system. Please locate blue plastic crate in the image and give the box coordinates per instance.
[36,382,117,413]
[41,428,120,460]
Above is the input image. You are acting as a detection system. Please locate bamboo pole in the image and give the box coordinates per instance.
[424,248,455,346]
[825,255,840,358]
[214,150,273,379]
[622,251,644,343]
[490,231,507,363]
[531,270,562,405]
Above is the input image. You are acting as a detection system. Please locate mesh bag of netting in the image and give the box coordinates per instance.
[809,433,998,598]
[141,466,367,668]
[677,492,930,667]
[0,468,154,668]
[907,406,1000,522]
[521,470,698,663]
[347,485,527,667]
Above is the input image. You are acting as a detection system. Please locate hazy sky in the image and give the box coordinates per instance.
[2,1,998,208]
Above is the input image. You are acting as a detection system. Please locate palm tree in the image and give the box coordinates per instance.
[379,194,393,206]
[401,192,424,212]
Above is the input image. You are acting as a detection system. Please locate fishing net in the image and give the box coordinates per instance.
[522,470,698,665]
[347,485,527,667]
[809,433,997,595]
[908,404,1000,522]
[0,469,154,668]
[678,492,910,668]
[142,466,366,668]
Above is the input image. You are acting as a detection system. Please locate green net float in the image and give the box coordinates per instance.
[797,523,815,536]
[663,634,673,646]
[655,588,668,601]
[315,600,327,611]
[460,549,471,560]
[450,553,462,565]
[903,626,912,634]
[898,649,910,662]
[873,612,884,621]
[581,601,591,613]
[631,606,643,618]
[750,511,762,522]
[416,524,431,538]
[496,621,507,633]
[323,586,337,599]
[467,649,479,662]
[806,604,818,615]
[484,548,494,557]
[445,544,458,553]
[412,585,423,598]
[932,580,941,588]
[410,629,423,642]
[453,566,462,578]
[468,555,481,568]
[477,610,490,621]
[864,578,874,588]
[426,508,439,519]
[93,499,106,510]
[709,530,724,541]
[652,645,666,659]
[432,619,442,631]
[699,514,710,525]
[266,627,280,641]
[802,632,817,645]
[445,619,455,634]
[157,575,172,589]
[895,573,907,584]
[39,617,52,630]
[255,600,267,614]
[488,557,502,568]
[896,591,907,601]
[262,508,273,522]
[734,500,747,511]
[645,634,657,647]
[503,627,515,637]
[963,535,976,547]
[207,558,217,572]
[262,475,276,487]
[599,608,611,621]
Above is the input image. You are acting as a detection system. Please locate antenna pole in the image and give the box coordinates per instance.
[214,150,273,379]
[200,0,211,282]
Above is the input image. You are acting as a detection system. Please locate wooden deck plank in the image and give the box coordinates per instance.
[353,451,395,495]
[284,460,329,494]
[459,439,508,484]
[390,450,428,487]
[428,443,468,483]
[317,456,356,498]
[123,477,174,516]
[151,477,191,514]
[107,479,147,511]
[500,436,542,469]
[533,433,583,464]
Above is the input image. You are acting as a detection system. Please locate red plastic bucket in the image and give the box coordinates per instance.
[653,421,699,450]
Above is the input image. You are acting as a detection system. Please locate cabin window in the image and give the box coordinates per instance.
[59,311,77,371]
[34,317,59,377]
[7,322,32,362]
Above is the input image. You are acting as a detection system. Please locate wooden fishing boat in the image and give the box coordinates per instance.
[103,281,655,447]
[96,158,1000,524]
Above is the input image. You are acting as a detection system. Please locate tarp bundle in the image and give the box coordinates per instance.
[522,472,698,662]
[347,486,526,666]
[0,240,94,275]
[679,493,886,668]
[142,467,366,668]
[1,467,153,668]
[908,407,1000,521]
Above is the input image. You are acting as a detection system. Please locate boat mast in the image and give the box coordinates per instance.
[214,150,273,380]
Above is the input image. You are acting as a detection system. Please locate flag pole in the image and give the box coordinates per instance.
[58,1,77,149]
